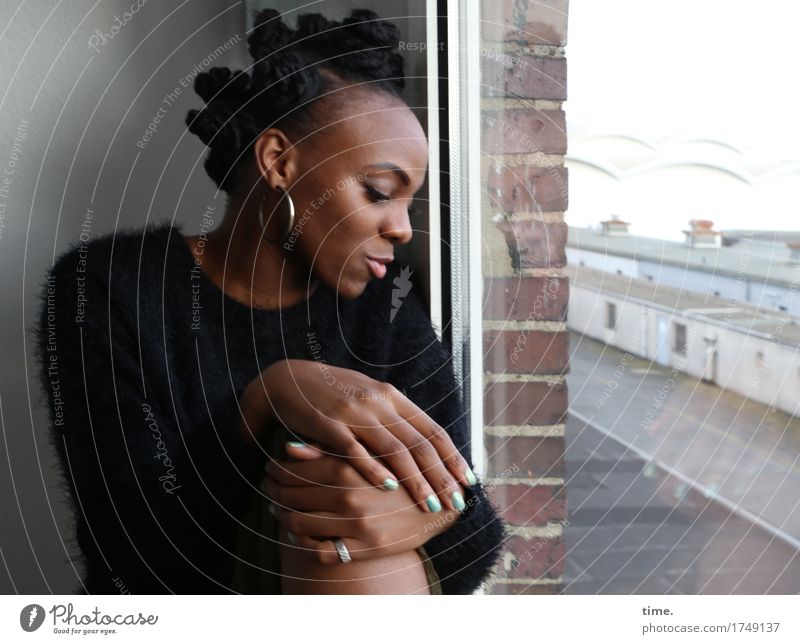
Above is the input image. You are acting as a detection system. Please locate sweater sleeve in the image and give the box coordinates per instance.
[34,249,263,593]
[384,280,508,594]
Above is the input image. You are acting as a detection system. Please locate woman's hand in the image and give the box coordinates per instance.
[241,358,476,513]
[262,442,463,563]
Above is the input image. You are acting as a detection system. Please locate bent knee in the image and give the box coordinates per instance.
[277,530,429,594]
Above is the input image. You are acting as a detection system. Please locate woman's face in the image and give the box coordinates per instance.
[285,95,429,299]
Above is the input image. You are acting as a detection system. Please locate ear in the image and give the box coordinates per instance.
[253,127,299,190]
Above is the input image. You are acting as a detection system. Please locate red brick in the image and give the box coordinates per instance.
[488,164,568,214]
[482,109,567,155]
[487,483,566,526]
[496,219,568,269]
[482,55,566,100]
[485,435,565,478]
[484,276,569,321]
[481,0,569,46]
[484,329,569,375]
[498,534,566,579]
[484,380,567,426]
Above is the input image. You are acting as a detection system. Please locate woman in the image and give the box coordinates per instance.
[34,7,506,594]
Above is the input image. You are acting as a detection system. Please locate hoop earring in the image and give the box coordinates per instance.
[259,187,295,244]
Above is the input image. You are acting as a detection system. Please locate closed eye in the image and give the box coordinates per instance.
[365,186,422,218]
[365,185,391,202]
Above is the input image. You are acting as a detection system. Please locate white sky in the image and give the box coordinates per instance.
[566,0,800,159]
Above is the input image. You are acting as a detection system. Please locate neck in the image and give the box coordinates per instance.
[194,194,317,309]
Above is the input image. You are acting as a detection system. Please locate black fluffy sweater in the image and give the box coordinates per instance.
[33,222,506,594]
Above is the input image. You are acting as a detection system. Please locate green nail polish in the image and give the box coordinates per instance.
[465,467,478,486]
[425,494,442,512]
[286,441,307,448]
[383,477,399,491]
[287,531,297,544]
[452,491,466,512]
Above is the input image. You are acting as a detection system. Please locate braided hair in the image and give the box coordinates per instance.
[185,7,407,194]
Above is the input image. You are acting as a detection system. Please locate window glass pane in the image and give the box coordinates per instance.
[565,0,800,594]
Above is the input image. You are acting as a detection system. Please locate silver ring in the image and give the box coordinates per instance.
[333,538,351,563]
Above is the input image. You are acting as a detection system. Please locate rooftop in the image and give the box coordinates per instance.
[564,263,800,348]
[567,226,800,288]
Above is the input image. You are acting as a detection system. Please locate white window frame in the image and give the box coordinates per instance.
[444,0,484,475]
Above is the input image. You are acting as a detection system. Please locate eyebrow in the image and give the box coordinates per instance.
[364,162,411,186]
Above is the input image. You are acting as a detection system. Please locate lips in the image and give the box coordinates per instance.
[365,255,392,279]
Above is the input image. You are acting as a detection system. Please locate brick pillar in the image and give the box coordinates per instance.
[479,0,570,595]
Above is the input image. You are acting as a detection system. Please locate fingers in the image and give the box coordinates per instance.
[283,532,374,565]
[271,505,412,561]
[263,475,365,513]
[393,392,477,488]
[270,507,356,540]
[283,441,326,460]
[266,453,382,497]
[263,476,330,511]
[266,455,350,487]
[354,419,443,513]
[379,412,466,513]
[305,417,402,492]
[338,433,402,492]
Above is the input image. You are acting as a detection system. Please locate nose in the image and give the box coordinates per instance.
[380,205,413,245]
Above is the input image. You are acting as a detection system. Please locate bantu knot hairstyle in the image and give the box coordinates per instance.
[185,7,407,194]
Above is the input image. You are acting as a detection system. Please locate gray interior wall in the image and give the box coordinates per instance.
[0,0,430,596]
[1,0,248,594]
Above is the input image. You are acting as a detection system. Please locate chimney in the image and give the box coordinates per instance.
[788,242,800,264]
[683,219,720,248]
[600,215,630,236]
